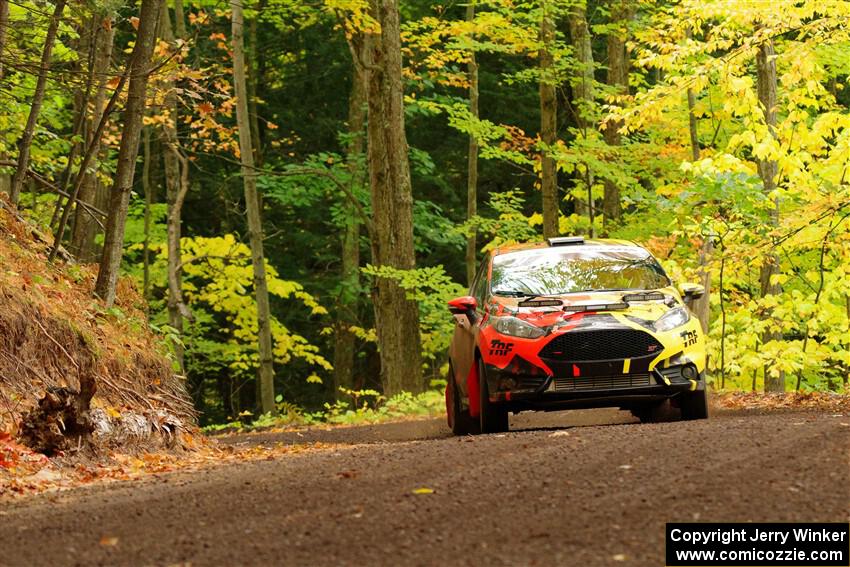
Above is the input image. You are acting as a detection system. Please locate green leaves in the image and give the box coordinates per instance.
[361,264,466,361]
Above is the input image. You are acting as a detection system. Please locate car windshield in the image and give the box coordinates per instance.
[490,246,670,296]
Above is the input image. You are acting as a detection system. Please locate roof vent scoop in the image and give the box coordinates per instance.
[547,236,585,247]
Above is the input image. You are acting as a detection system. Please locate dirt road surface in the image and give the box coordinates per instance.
[1,409,848,566]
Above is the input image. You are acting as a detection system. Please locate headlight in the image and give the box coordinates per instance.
[654,306,690,332]
[491,316,545,339]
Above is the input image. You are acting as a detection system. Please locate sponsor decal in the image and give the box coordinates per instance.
[680,329,698,348]
[489,339,514,356]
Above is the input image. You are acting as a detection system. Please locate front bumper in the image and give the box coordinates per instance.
[485,364,704,412]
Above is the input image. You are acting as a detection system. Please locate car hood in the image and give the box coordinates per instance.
[490,287,682,328]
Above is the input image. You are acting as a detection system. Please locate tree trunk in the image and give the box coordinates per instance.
[567,2,595,230]
[687,72,710,333]
[0,0,7,90]
[0,0,10,196]
[9,0,66,205]
[756,38,784,393]
[66,16,98,248]
[694,238,713,333]
[94,0,162,305]
[685,29,700,162]
[69,18,115,262]
[687,88,700,161]
[52,17,98,235]
[247,5,264,167]
[142,126,153,298]
[568,4,593,131]
[173,0,186,38]
[232,0,277,414]
[602,1,630,227]
[333,50,367,397]
[465,0,479,286]
[539,0,558,239]
[366,0,424,395]
[53,33,129,263]
[71,20,115,263]
[161,0,189,372]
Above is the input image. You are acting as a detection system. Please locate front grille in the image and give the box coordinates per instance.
[539,329,663,361]
[516,376,547,390]
[553,374,652,392]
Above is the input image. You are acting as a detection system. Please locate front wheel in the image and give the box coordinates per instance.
[630,400,677,423]
[680,386,710,420]
[447,363,478,435]
[478,359,509,434]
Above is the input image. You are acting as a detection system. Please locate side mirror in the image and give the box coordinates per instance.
[679,283,705,301]
[448,296,478,323]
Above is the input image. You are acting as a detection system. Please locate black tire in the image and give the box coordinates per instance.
[680,386,710,420]
[631,399,679,423]
[478,359,509,434]
[447,363,478,436]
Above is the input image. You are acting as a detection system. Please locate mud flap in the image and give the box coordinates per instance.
[467,360,480,417]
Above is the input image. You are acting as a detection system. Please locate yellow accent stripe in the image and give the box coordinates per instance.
[689,380,698,391]
[664,358,670,369]
[662,376,671,386]
[622,359,631,374]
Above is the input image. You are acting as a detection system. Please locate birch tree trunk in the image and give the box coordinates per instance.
[232,0,277,414]
[756,38,784,393]
[366,0,423,395]
[539,0,559,239]
[10,0,66,205]
[94,0,162,304]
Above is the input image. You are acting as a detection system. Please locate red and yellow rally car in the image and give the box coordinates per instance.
[445,237,708,435]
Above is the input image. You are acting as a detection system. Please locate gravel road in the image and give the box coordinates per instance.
[1,408,847,566]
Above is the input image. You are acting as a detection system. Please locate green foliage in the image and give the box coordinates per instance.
[11,0,850,427]
[120,199,332,392]
[460,190,539,249]
[203,384,446,431]
[361,264,466,362]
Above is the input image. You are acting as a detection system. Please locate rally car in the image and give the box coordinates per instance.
[445,236,709,435]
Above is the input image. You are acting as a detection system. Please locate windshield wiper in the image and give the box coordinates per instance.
[492,290,537,298]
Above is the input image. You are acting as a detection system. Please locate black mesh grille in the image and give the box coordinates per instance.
[554,374,652,391]
[516,376,547,390]
[539,330,662,361]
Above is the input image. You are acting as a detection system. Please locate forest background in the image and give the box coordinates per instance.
[2,0,849,426]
